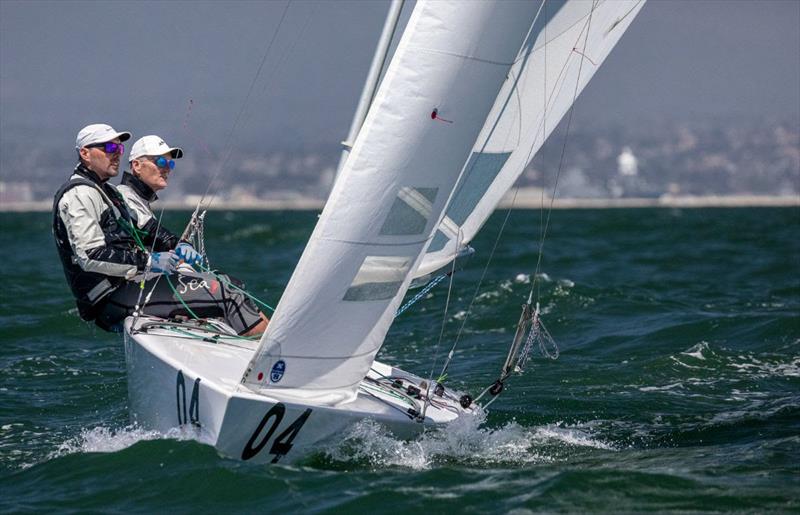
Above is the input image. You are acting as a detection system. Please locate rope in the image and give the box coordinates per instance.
[196,263,276,313]
[528,0,597,304]
[438,0,599,396]
[431,1,552,380]
[394,272,449,318]
[163,275,201,320]
[130,207,168,325]
[439,199,517,380]
[420,231,462,420]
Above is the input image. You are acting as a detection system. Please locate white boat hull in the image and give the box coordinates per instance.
[123,316,474,464]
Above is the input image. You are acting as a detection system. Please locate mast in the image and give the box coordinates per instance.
[336,0,404,177]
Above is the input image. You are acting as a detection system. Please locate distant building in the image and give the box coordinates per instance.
[0,181,34,203]
[617,146,638,176]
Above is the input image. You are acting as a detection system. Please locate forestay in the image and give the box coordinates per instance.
[415,0,646,279]
[242,1,539,400]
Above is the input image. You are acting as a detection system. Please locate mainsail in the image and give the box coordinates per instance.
[242,0,539,398]
[415,0,646,278]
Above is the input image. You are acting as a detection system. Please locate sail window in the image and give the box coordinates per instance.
[428,230,449,253]
[343,255,412,301]
[379,187,439,236]
[446,151,511,226]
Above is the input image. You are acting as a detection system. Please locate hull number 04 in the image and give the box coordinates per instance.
[241,403,312,462]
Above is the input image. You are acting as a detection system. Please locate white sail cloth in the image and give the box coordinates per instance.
[416,0,647,278]
[242,0,539,400]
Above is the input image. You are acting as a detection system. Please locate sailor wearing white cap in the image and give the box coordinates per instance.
[109,134,269,336]
[53,123,175,329]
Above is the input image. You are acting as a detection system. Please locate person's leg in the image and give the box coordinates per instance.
[99,271,267,336]
[242,312,269,337]
[215,273,268,336]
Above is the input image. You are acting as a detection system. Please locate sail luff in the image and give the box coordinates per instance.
[337,0,405,176]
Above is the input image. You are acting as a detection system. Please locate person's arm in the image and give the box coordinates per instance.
[58,187,148,279]
[141,217,180,252]
[120,188,179,251]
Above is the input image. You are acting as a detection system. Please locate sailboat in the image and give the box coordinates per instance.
[124,0,646,464]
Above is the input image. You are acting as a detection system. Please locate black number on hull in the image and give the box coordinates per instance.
[269,408,312,463]
[241,403,313,462]
[176,371,201,427]
[242,403,285,460]
[176,371,187,424]
[189,378,200,426]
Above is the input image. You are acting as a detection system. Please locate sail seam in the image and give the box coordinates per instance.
[262,377,365,391]
[313,235,434,247]
[259,345,383,361]
[405,46,517,67]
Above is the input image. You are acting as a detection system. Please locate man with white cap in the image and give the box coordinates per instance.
[54,124,149,321]
[104,134,268,336]
[53,124,183,331]
[116,135,189,254]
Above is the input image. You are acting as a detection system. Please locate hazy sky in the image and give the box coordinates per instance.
[1,0,799,160]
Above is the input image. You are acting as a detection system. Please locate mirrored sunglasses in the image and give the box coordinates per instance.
[87,142,125,154]
[149,156,176,170]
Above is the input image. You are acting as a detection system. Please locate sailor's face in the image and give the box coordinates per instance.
[81,138,123,180]
[133,153,172,191]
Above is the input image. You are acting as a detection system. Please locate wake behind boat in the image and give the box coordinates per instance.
[124,0,646,463]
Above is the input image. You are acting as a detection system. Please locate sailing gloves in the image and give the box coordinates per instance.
[175,243,202,266]
[148,244,201,275]
[149,251,178,274]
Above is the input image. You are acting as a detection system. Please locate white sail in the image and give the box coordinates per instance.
[242,0,539,399]
[415,0,646,278]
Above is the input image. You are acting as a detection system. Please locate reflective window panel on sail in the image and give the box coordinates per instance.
[379,186,439,236]
[343,255,413,301]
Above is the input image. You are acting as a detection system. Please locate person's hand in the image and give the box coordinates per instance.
[175,242,202,266]
[150,251,178,274]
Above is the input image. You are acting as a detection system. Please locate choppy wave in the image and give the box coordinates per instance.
[40,424,209,469]
[323,412,614,470]
[2,208,798,511]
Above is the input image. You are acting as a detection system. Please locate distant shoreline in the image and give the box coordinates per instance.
[2,194,798,212]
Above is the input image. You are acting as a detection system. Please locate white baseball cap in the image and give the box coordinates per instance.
[75,123,131,149]
[129,135,184,160]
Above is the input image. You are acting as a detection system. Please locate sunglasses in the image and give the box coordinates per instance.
[87,142,125,154]
[149,156,176,170]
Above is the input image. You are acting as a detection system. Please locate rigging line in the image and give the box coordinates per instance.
[194,0,293,213]
[439,195,518,379]
[421,230,462,421]
[259,1,318,100]
[395,272,449,318]
[529,0,598,302]
[132,206,169,324]
[433,2,550,378]
[510,0,547,67]
[182,99,215,160]
[196,263,276,313]
[445,0,596,382]
[538,0,548,303]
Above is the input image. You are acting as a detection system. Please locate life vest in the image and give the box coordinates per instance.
[52,166,145,321]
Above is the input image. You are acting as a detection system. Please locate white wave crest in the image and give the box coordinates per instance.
[324,412,613,470]
[682,341,710,360]
[48,425,200,461]
[730,356,800,378]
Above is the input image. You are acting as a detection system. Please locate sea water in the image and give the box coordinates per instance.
[1,208,798,512]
